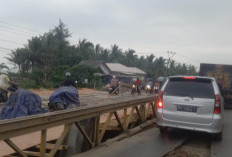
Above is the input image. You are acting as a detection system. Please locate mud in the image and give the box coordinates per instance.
[164,133,211,157]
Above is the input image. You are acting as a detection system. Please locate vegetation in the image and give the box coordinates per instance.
[4,20,198,89]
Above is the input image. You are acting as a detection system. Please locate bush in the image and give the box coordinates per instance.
[29,69,44,84]
[67,64,98,87]
[20,80,38,89]
[92,76,104,90]
[49,65,70,87]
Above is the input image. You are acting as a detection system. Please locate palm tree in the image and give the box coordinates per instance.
[27,36,44,70]
[124,49,137,66]
[109,44,123,62]
[77,39,94,59]
[6,48,30,75]
[94,44,103,59]
[0,63,9,72]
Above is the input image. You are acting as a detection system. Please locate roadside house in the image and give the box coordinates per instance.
[81,61,146,83]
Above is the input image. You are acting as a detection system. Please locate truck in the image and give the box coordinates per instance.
[199,63,232,108]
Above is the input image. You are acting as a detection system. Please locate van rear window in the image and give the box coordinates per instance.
[164,78,215,99]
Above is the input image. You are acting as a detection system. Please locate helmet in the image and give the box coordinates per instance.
[113,75,116,78]
[65,72,71,77]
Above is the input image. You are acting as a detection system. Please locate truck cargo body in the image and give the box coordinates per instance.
[199,63,232,108]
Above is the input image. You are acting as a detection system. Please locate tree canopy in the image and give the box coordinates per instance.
[6,20,198,88]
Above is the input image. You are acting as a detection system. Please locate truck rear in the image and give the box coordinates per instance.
[199,63,232,108]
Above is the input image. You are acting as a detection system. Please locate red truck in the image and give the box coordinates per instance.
[199,63,232,108]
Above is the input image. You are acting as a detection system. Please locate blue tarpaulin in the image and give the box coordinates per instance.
[0,89,47,120]
[49,86,80,109]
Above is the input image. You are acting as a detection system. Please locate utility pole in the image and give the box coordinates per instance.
[165,51,176,77]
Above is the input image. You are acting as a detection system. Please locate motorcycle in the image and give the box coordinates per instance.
[109,83,119,95]
[153,86,159,94]
[145,84,153,94]
[131,84,141,95]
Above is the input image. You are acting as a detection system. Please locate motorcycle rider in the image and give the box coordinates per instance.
[133,77,142,95]
[146,79,153,93]
[154,81,160,93]
[61,72,76,87]
[110,75,119,94]
[111,75,118,86]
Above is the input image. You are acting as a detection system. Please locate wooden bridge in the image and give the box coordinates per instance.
[0,91,157,157]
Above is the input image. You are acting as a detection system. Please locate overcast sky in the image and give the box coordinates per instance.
[0,0,231,69]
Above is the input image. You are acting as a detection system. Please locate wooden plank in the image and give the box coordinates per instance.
[113,111,124,132]
[48,123,72,157]
[123,108,127,131]
[98,112,113,143]
[126,107,135,129]
[74,121,94,147]
[151,102,156,118]
[94,116,100,146]
[4,139,28,157]
[36,143,68,150]
[135,106,142,122]
[23,151,49,157]
[140,105,145,122]
[145,103,149,119]
[107,86,120,97]
[0,113,98,141]
[40,129,47,157]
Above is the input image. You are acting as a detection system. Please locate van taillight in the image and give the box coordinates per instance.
[158,91,163,108]
[214,94,221,114]
[183,76,196,79]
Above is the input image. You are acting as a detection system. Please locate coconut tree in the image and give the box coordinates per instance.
[77,39,94,59]
[109,44,123,62]
[6,48,30,76]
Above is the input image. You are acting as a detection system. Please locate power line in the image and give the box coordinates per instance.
[0,24,36,36]
[0,49,10,53]
[0,38,24,45]
[0,47,13,51]
[0,29,32,37]
[0,50,11,53]
[0,20,42,34]
[175,53,201,64]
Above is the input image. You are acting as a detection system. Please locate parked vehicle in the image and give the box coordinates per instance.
[131,84,141,95]
[109,83,119,95]
[156,76,224,140]
[199,63,232,108]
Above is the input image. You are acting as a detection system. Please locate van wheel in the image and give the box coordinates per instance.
[159,127,167,134]
[212,132,222,141]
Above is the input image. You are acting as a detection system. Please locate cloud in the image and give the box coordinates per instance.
[0,0,231,67]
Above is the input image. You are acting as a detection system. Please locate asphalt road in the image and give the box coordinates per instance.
[211,109,232,157]
[76,110,232,157]
[75,127,188,157]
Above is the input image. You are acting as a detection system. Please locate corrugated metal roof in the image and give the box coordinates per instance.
[106,63,146,75]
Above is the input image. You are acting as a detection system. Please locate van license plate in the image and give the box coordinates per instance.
[177,105,197,113]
